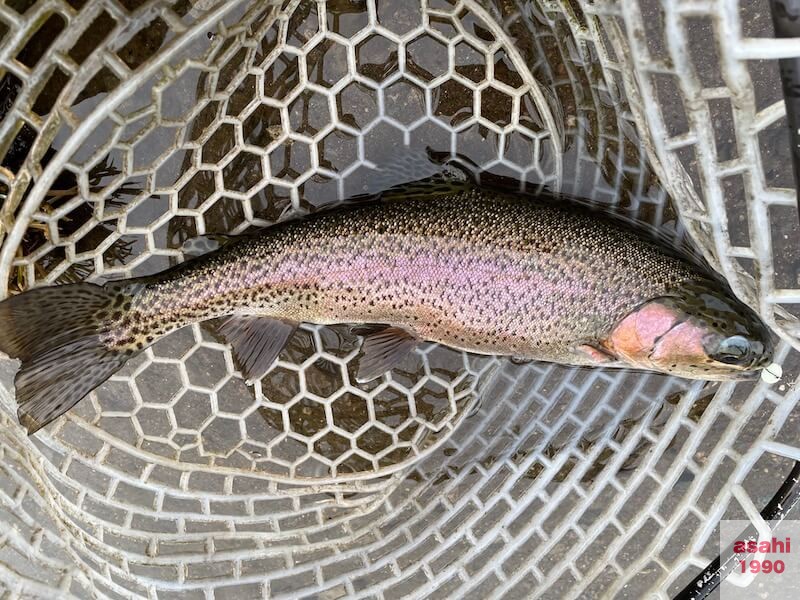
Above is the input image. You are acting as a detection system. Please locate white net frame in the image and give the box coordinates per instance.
[0,0,796,598]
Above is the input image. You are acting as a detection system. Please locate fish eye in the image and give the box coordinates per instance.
[712,335,751,365]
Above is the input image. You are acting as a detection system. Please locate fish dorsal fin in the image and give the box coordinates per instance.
[347,148,476,203]
[355,326,419,383]
[180,234,239,258]
[379,174,472,201]
[378,155,475,202]
[218,315,297,383]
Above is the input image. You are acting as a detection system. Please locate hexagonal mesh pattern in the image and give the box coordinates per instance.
[3,0,556,482]
[0,0,797,599]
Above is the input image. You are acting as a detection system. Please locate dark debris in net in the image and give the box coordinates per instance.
[9,154,142,293]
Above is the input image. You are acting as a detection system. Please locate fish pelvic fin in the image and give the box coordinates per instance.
[0,282,138,434]
[217,315,297,383]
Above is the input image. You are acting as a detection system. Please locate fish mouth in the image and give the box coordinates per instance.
[654,361,764,381]
[724,369,761,381]
[669,368,759,382]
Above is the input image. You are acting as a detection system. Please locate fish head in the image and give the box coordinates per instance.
[605,280,774,380]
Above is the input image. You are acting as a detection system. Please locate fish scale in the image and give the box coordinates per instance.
[0,188,774,433]
[125,191,698,358]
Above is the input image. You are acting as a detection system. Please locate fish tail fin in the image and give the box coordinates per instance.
[0,282,137,434]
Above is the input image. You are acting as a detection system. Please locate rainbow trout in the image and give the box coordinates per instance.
[0,190,774,433]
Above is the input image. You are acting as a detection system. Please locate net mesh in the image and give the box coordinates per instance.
[0,0,797,598]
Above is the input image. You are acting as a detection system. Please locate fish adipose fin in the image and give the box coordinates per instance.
[0,283,137,435]
[355,326,418,383]
[180,234,239,258]
[218,315,297,383]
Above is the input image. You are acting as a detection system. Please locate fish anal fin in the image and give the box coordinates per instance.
[356,326,418,383]
[218,315,297,383]
[350,324,390,336]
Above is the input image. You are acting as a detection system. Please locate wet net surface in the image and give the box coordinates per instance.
[0,0,797,598]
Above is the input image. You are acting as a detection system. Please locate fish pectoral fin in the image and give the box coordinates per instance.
[218,315,297,383]
[355,326,419,383]
[576,343,617,364]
